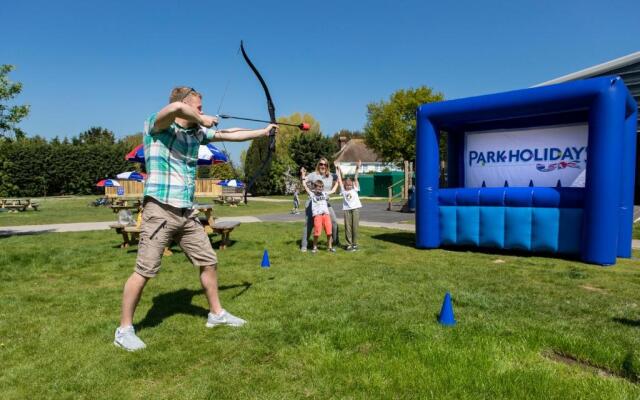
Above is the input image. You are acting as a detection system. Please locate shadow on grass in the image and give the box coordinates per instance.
[371,232,415,248]
[370,232,588,266]
[137,282,253,331]
[293,238,341,250]
[0,229,56,238]
[439,245,582,263]
[212,239,237,250]
[613,317,640,327]
[125,247,184,255]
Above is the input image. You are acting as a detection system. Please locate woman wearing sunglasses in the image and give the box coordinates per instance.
[300,157,340,251]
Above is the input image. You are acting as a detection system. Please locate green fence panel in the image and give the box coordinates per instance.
[372,172,405,197]
[357,175,374,196]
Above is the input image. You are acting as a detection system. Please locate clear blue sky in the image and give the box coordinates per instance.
[3,0,639,162]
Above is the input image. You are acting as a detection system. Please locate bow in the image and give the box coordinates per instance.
[240,40,277,204]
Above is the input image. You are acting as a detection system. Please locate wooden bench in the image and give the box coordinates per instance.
[121,225,173,256]
[109,223,132,248]
[4,204,27,212]
[198,217,241,249]
[211,221,241,249]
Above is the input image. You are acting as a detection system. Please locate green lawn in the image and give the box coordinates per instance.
[0,196,294,227]
[1,223,639,399]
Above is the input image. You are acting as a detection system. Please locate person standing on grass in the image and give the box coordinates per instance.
[300,157,340,251]
[114,86,278,352]
[301,167,338,253]
[335,160,363,251]
[291,188,300,214]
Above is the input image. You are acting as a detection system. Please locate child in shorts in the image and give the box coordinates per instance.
[301,169,338,252]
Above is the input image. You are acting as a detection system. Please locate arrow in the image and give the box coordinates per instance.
[217,114,310,131]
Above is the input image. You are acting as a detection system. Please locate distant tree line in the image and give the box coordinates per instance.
[0,128,139,197]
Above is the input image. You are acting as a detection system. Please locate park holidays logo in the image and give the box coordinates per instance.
[468,145,586,171]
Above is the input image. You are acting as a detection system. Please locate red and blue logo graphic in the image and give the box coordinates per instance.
[536,161,581,172]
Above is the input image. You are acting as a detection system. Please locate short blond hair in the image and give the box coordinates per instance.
[169,87,202,103]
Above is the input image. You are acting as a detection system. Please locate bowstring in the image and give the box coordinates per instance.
[214,47,243,182]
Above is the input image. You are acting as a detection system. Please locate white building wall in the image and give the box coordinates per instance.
[336,162,402,175]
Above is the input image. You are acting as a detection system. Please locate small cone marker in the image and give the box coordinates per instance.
[438,292,456,326]
[261,249,271,268]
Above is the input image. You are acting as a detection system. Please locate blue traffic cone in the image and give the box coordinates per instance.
[261,249,271,268]
[438,292,456,326]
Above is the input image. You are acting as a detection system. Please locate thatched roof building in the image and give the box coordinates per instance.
[333,137,401,174]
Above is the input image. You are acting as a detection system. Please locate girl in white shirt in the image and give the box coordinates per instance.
[335,160,363,251]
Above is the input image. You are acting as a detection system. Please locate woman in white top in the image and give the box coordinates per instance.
[299,157,340,251]
[335,160,362,251]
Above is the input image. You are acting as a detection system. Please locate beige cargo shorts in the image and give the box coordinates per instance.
[135,197,217,278]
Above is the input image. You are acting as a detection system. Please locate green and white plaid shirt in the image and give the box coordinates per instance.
[143,113,217,208]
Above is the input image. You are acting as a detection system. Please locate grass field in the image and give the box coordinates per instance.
[1,222,639,399]
[0,196,295,227]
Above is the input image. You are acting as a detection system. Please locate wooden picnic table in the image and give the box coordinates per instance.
[109,204,142,214]
[214,187,245,207]
[109,197,143,213]
[110,202,240,251]
[0,198,40,212]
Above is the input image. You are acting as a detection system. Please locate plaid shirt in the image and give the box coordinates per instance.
[143,113,216,208]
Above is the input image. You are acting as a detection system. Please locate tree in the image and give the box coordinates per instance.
[210,162,236,180]
[0,141,17,196]
[75,126,116,145]
[288,132,338,172]
[364,86,444,163]
[0,65,30,139]
[119,132,143,149]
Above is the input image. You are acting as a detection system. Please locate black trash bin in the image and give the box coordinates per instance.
[408,185,416,213]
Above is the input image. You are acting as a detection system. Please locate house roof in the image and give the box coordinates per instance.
[534,51,640,87]
[333,138,381,162]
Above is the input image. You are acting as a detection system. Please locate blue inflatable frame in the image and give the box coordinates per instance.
[416,76,637,265]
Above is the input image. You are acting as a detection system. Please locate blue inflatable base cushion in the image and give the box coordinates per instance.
[439,206,582,255]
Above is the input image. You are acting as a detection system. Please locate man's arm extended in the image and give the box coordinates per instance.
[153,102,217,132]
[212,124,278,142]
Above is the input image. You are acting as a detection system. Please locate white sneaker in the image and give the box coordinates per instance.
[206,309,246,328]
[114,326,146,351]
